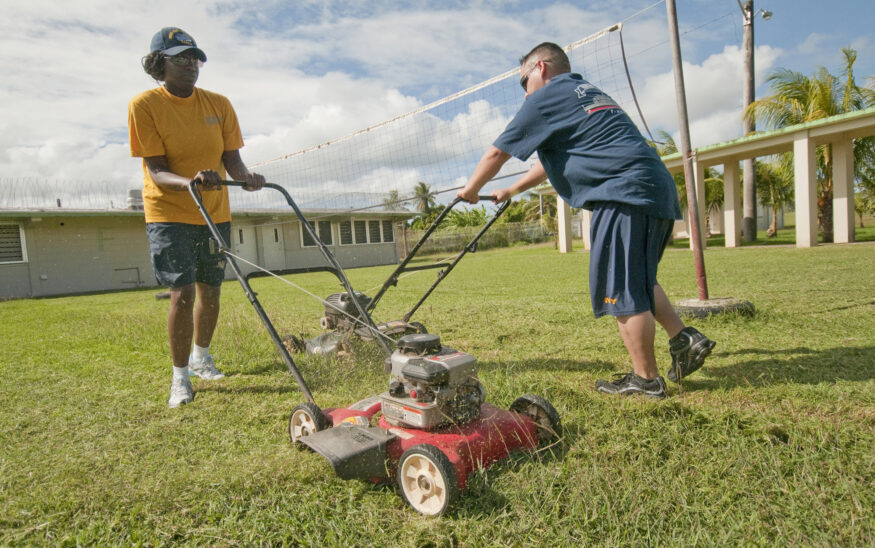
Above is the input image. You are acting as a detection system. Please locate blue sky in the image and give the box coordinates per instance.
[0,0,871,196]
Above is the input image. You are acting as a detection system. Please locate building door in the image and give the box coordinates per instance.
[260,224,286,272]
[232,225,258,275]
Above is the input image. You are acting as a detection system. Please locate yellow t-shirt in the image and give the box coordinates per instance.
[128,86,244,224]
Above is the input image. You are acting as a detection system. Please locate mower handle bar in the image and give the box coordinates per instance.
[365,192,511,317]
[193,180,499,203]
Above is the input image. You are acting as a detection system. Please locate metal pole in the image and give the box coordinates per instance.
[665,0,709,300]
[741,0,758,242]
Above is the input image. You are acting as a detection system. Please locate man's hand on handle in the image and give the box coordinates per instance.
[491,188,514,203]
[456,186,481,204]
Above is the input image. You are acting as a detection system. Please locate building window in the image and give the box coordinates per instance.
[342,219,395,244]
[302,221,333,247]
[0,224,26,263]
[368,220,381,243]
[354,220,367,244]
[339,221,353,245]
[319,221,332,245]
[382,220,394,242]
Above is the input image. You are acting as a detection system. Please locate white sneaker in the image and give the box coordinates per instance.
[189,354,225,380]
[169,376,194,408]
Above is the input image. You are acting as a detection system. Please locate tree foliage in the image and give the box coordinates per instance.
[652,130,724,235]
[412,181,437,213]
[382,189,407,211]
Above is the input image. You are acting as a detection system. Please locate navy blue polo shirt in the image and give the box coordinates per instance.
[493,73,681,220]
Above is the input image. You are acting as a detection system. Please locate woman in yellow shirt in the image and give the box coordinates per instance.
[128,27,265,408]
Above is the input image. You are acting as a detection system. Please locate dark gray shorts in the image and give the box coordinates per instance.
[145,222,230,288]
[589,203,674,318]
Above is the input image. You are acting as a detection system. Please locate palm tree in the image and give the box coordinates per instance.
[382,189,406,211]
[519,192,556,223]
[702,173,725,237]
[756,157,795,237]
[653,130,724,236]
[412,181,437,213]
[855,161,875,227]
[745,48,874,242]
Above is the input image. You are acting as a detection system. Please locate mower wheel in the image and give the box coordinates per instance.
[397,444,458,516]
[319,316,335,330]
[510,394,562,446]
[288,402,329,446]
[408,321,428,334]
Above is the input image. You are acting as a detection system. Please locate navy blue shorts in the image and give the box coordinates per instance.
[145,222,230,288]
[589,203,674,318]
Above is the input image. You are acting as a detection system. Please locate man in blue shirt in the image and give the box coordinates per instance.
[457,42,715,398]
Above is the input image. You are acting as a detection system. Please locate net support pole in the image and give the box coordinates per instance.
[665,0,709,300]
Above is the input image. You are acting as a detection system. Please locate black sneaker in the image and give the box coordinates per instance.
[595,372,667,399]
[667,327,716,382]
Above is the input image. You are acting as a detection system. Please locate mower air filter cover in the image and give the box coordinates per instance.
[396,333,441,355]
[401,360,449,384]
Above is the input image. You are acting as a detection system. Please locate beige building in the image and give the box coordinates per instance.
[0,208,413,300]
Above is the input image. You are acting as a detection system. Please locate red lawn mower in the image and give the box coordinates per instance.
[190,181,562,516]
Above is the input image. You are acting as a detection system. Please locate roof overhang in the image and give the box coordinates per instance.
[661,106,875,173]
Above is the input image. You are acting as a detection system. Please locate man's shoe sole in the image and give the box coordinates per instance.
[668,339,716,382]
[189,371,224,380]
[596,387,666,399]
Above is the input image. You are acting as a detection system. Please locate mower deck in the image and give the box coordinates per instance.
[301,401,541,490]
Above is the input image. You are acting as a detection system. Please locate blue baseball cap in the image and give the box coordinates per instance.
[150,27,207,62]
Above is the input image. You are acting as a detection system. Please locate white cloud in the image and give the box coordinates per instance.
[638,44,781,148]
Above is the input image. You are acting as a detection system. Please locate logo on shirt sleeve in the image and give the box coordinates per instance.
[574,83,596,98]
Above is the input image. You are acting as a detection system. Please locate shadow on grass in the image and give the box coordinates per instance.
[683,345,875,391]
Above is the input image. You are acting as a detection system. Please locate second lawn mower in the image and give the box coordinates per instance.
[290,195,510,354]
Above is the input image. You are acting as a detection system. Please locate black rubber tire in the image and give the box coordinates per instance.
[396,444,459,516]
[510,394,562,446]
[408,321,428,334]
[288,402,329,445]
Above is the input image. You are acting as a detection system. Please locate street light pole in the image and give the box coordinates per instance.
[740,0,757,242]
[738,0,772,242]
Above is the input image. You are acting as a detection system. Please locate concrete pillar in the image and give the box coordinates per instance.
[723,160,742,247]
[580,209,591,250]
[832,138,855,244]
[794,132,818,248]
[690,156,707,249]
[557,198,573,253]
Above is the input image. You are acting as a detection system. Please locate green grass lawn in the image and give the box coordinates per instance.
[2,243,874,546]
[668,214,875,249]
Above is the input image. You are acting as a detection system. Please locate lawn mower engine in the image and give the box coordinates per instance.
[380,334,485,430]
[320,291,370,331]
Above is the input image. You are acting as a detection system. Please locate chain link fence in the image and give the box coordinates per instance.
[399,221,553,257]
